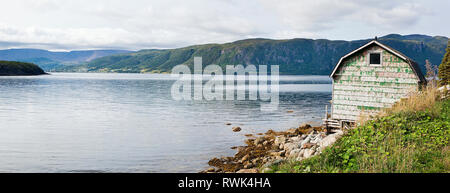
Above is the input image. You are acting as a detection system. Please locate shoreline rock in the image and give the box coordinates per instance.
[201,124,345,173]
[232,127,242,132]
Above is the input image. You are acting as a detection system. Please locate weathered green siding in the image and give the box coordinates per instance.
[332,45,419,121]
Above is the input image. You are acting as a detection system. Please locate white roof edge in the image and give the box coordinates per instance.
[330,40,408,78]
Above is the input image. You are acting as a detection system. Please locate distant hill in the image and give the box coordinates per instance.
[63,34,448,75]
[0,61,46,76]
[0,49,131,71]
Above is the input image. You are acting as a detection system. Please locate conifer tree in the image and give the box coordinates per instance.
[438,41,450,86]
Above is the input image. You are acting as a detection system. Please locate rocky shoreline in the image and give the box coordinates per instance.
[201,124,344,173]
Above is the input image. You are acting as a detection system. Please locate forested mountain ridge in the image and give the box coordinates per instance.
[62,34,449,75]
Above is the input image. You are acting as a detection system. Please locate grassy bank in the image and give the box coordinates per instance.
[270,89,449,173]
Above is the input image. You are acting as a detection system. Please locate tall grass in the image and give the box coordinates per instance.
[357,86,441,126]
[384,86,441,115]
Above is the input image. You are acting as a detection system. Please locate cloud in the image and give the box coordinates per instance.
[362,3,421,28]
[262,0,422,31]
[0,0,442,51]
[0,23,138,50]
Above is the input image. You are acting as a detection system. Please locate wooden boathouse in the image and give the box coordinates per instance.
[325,38,427,129]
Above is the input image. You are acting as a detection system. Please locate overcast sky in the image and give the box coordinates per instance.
[0,0,448,51]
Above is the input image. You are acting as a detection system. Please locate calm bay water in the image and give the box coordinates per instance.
[0,73,331,173]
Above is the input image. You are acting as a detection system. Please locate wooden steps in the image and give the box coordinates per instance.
[323,119,341,129]
[323,118,356,130]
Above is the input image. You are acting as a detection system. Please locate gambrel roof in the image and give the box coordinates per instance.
[330,40,426,83]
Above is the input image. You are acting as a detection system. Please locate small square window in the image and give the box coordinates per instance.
[370,53,381,65]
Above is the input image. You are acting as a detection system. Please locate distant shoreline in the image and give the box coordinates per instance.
[0,60,48,76]
[0,73,50,76]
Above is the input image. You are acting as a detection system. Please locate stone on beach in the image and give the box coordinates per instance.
[289,149,302,158]
[283,142,299,152]
[262,159,285,168]
[300,135,312,147]
[302,143,316,149]
[236,169,258,173]
[303,149,315,159]
[274,136,286,147]
[289,136,302,143]
[232,127,242,132]
[299,123,312,129]
[269,150,285,157]
[241,155,250,163]
[244,163,254,169]
[261,167,274,173]
[311,135,323,144]
[318,130,344,152]
[254,137,265,145]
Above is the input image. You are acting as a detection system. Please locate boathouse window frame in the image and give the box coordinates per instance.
[368,51,382,66]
